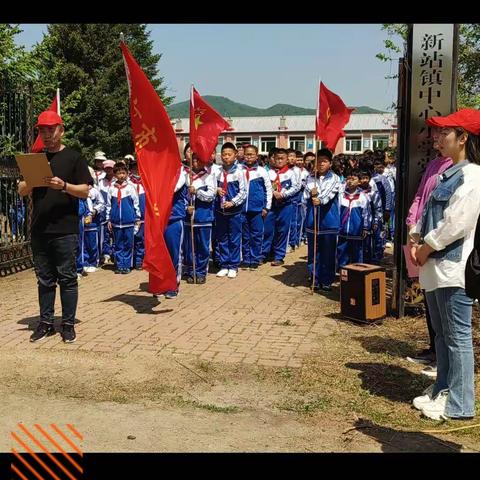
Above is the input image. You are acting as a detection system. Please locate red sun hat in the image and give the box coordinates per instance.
[426,108,480,135]
[35,110,63,128]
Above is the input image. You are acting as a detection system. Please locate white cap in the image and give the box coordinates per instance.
[94,151,107,161]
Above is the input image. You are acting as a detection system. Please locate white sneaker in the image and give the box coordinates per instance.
[227,269,237,279]
[103,254,111,264]
[413,384,435,410]
[421,390,448,420]
[84,266,97,273]
[77,273,83,280]
[421,364,437,378]
[216,269,229,277]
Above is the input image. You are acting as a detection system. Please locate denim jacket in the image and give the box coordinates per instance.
[419,161,469,262]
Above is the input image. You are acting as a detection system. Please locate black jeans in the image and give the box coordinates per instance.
[31,233,78,326]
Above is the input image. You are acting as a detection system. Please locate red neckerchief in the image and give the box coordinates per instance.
[116,182,128,206]
[244,164,257,182]
[129,176,142,195]
[223,170,229,194]
[341,191,361,225]
[95,171,103,179]
[274,165,290,192]
[191,169,207,183]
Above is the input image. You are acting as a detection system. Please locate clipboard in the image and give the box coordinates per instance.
[15,153,54,188]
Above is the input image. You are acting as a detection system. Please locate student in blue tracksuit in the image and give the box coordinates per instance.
[303,148,341,291]
[337,170,371,269]
[241,144,272,269]
[98,159,116,264]
[128,160,145,270]
[83,185,105,272]
[287,148,303,251]
[261,148,300,266]
[76,198,90,277]
[371,158,393,261]
[296,152,310,246]
[106,163,140,274]
[183,155,216,284]
[214,142,247,279]
[359,170,382,263]
[161,165,189,298]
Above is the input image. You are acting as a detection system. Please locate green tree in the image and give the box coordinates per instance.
[0,24,36,85]
[31,24,173,161]
[377,24,480,109]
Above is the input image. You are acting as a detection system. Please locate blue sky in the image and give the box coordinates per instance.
[16,24,400,111]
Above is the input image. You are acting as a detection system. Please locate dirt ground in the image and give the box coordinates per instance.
[2,248,480,453]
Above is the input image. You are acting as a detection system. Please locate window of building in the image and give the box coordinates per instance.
[260,136,277,154]
[372,135,390,150]
[345,136,363,153]
[235,136,251,147]
[289,136,306,152]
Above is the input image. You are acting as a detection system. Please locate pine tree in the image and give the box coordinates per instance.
[31,24,173,161]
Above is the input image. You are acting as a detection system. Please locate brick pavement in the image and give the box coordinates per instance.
[0,246,340,367]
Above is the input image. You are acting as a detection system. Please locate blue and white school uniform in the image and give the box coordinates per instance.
[106,181,140,270]
[164,166,189,292]
[261,166,300,262]
[288,165,303,249]
[183,167,216,279]
[361,183,383,263]
[241,163,272,267]
[337,188,371,268]
[83,186,105,267]
[76,199,90,273]
[129,175,146,268]
[98,177,115,258]
[371,173,393,260]
[297,167,310,245]
[214,162,247,271]
[303,171,341,287]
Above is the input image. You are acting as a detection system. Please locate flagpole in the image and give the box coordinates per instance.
[56,88,60,115]
[311,137,319,294]
[189,85,197,284]
[311,77,321,294]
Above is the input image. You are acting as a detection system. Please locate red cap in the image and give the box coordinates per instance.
[35,110,63,128]
[426,108,480,135]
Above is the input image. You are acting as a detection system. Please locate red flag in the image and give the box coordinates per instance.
[315,81,354,151]
[189,86,230,165]
[31,90,60,152]
[120,41,181,294]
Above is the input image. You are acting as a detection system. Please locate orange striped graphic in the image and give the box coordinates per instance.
[10,424,84,480]
[10,460,30,480]
[11,448,44,480]
[50,424,83,457]
[34,424,83,473]
[66,425,83,442]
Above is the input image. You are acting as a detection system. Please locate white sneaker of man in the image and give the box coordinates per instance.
[420,390,449,420]
[412,384,435,410]
[84,266,97,273]
[227,269,237,279]
[216,269,229,277]
[421,364,437,379]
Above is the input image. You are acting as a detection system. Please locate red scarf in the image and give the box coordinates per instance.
[273,165,290,192]
[244,165,257,182]
[222,170,229,195]
[191,169,207,183]
[129,176,142,195]
[116,182,128,206]
[341,192,360,225]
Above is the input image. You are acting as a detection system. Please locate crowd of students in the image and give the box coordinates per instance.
[75,143,396,297]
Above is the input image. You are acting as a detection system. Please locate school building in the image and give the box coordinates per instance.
[172,113,397,156]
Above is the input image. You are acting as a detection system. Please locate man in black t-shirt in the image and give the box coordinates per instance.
[18,110,92,343]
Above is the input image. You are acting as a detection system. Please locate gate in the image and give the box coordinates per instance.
[0,78,34,276]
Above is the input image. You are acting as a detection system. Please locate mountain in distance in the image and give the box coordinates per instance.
[167,95,386,118]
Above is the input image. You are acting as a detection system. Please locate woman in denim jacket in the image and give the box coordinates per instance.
[411,109,480,421]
